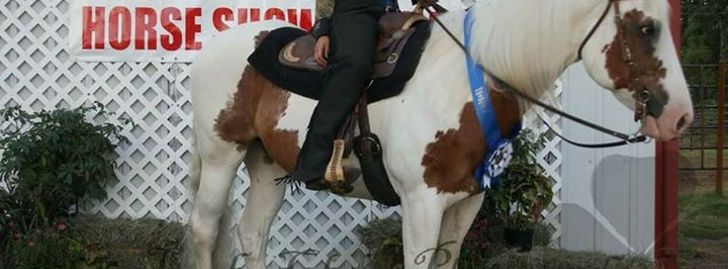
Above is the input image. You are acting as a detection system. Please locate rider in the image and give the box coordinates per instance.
[287,0,400,191]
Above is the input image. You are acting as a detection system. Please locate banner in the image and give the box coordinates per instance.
[69,0,316,62]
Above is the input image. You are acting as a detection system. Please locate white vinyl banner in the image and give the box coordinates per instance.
[69,0,316,62]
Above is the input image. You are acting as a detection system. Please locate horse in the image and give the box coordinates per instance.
[187,0,694,268]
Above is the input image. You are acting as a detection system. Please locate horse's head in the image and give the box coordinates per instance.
[578,0,693,141]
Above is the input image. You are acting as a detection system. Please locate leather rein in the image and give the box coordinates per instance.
[422,0,650,148]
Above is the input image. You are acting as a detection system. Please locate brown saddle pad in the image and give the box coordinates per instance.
[278,12,426,79]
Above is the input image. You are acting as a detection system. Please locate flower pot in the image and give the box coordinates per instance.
[504,228,534,252]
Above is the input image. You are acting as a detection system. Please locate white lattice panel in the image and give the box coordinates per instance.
[523,80,565,246]
[0,0,562,267]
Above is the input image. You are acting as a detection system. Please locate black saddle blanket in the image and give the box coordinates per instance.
[247,23,431,103]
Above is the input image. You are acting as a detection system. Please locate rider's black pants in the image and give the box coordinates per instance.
[293,0,384,182]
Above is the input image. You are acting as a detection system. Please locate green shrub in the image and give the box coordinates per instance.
[0,104,128,224]
[0,104,129,268]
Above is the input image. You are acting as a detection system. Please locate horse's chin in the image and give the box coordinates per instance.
[640,116,676,141]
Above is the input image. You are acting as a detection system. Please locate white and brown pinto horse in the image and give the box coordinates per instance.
[188,0,693,268]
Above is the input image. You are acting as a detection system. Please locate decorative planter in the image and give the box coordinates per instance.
[504,228,534,252]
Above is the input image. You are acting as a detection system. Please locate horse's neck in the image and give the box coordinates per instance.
[465,0,601,104]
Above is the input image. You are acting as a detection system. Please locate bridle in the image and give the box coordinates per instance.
[578,0,652,123]
[422,0,650,148]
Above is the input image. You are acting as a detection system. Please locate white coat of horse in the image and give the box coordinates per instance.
[188,1,694,268]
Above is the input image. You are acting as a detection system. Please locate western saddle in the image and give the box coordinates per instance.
[279,6,431,200]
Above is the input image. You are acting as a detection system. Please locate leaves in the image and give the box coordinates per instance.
[485,129,554,231]
[0,104,129,267]
[682,0,728,63]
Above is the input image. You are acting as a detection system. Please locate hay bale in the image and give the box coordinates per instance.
[72,215,186,269]
[485,247,654,269]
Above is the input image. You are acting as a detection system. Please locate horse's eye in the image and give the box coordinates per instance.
[640,25,655,36]
[639,20,657,37]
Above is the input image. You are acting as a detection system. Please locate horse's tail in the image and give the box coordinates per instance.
[188,134,202,196]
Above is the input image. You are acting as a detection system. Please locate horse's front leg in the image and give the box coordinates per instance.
[436,193,484,269]
[400,187,448,269]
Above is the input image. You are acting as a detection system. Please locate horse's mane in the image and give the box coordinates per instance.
[466,0,583,103]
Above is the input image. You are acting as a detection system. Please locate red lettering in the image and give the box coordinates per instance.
[213,7,233,31]
[250,8,260,22]
[264,8,286,21]
[160,7,182,51]
[185,8,202,50]
[284,9,313,31]
[298,9,313,31]
[237,8,248,24]
[82,6,105,49]
[135,7,157,49]
[286,9,298,26]
[108,7,131,50]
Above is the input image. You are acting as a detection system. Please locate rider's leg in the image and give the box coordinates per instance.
[290,0,383,188]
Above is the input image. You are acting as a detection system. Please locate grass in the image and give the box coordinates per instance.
[679,190,728,268]
[483,247,652,269]
[680,149,728,169]
[680,192,728,239]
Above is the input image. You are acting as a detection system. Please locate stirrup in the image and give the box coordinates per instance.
[324,139,346,183]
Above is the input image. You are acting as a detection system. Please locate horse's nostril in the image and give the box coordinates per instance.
[676,113,690,132]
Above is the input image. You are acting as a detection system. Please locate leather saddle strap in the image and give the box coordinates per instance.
[357,95,373,156]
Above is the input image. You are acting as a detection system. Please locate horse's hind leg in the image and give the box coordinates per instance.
[437,193,484,269]
[190,135,246,269]
[237,141,286,269]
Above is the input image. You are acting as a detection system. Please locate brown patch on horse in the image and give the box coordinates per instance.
[214,66,264,151]
[604,9,669,105]
[255,85,300,173]
[421,89,520,194]
[214,66,300,172]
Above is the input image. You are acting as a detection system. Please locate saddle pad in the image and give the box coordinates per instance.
[247,22,432,103]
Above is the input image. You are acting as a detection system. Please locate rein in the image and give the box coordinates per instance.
[422,1,648,148]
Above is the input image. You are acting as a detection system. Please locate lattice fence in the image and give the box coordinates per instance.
[525,81,565,246]
[0,0,561,268]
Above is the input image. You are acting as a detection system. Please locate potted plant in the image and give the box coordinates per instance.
[486,129,553,251]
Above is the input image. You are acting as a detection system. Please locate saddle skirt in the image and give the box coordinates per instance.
[247,12,432,103]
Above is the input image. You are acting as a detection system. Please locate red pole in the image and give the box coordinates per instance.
[655,0,681,268]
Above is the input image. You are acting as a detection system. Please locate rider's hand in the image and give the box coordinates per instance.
[314,36,330,66]
[412,0,438,8]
